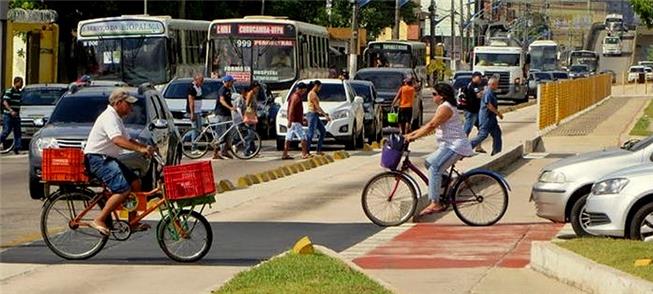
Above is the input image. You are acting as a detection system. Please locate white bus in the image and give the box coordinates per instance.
[568,50,599,73]
[473,44,528,102]
[206,16,329,90]
[363,40,427,83]
[528,40,558,72]
[77,15,210,87]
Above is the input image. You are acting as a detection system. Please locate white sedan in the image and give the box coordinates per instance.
[584,164,653,242]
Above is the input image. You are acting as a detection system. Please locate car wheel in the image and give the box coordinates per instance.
[29,175,45,200]
[345,125,356,150]
[356,125,365,149]
[276,136,285,151]
[570,194,593,237]
[628,202,653,242]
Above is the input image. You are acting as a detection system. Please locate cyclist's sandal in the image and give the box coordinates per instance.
[418,205,446,216]
[132,222,151,232]
[89,221,110,236]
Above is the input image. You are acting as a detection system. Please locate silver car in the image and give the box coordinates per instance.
[585,164,653,242]
[531,136,653,236]
[20,84,69,139]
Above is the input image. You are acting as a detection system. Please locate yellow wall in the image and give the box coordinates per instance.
[4,22,58,86]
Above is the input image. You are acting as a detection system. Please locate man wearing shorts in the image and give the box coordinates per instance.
[84,88,155,235]
[282,82,310,160]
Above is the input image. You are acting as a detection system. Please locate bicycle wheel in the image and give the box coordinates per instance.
[362,171,418,226]
[181,129,210,159]
[157,209,212,262]
[452,170,509,226]
[229,125,261,160]
[0,139,13,154]
[40,190,109,260]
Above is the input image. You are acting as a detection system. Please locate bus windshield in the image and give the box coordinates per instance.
[569,53,598,72]
[78,37,168,86]
[210,37,296,83]
[475,53,520,67]
[529,46,557,71]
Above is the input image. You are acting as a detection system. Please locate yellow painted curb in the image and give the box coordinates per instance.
[237,176,252,188]
[293,163,305,172]
[371,141,380,149]
[310,157,322,166]
[216,179,235,193]
[274,169,285,178]
[247,174,260,185]
[324,154,335,162]
[287,164,299,174]
[333,151,346,160]
[257,172,270,182]
[317,155,328,165]
[266,170,277,180]
[281,166,293,176]
[344,151,350,158]
[292,236,314,255]
[363,143,373,151]
[301,160,314,169]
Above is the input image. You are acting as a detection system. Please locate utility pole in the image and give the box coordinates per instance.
[429,0,437,60]
[393,0,400,39]
[0,0,6,90]
[261,0,265,15]
[450,0,456,70]
[459,0,464,63]
[144,0,148,14]
[349,0,359,79]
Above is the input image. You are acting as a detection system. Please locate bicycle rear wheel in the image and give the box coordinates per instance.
[40,190,109,260]
[181,129,210,159]
[361,171,417,227]
[157,209,212,262]
[452,170,509,226]
[229,125,261,160]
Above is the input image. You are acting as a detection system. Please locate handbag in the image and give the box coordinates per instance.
[243,106,258,125]
[387,107,398,124]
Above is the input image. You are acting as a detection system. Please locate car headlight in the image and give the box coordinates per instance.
[592,178,629,195]
[36,137,59,153]
[332,110,349,119]
[538,171,566,183]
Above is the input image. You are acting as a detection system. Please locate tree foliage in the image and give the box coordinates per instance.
[631,0,653,28]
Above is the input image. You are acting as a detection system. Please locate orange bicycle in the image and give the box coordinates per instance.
[39,149,215,262]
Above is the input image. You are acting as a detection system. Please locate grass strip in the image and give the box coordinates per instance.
[630,99,653,136]
[557,238,653,282]
[213,251,392,294]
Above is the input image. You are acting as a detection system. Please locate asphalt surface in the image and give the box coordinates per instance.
[595,29,636,84]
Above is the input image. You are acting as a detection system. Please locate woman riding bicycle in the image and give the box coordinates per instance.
[404,83,474,216]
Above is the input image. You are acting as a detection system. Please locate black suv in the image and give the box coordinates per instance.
[28,85,181,199]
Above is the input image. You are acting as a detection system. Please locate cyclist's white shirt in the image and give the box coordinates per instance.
[84,105,129,158]
[435,101,474,157]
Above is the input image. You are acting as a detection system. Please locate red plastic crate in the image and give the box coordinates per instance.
[163,161,215,200]
[42,148,89,183]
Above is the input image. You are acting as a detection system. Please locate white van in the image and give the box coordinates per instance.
[602,36,622,56]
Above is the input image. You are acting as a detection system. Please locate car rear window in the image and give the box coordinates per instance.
[49,95,146,125]
[163,80,223,99]
[630,67,644,73]
[351,84,373,103]
[288,83,347,102]
[21,88,67,105]
[552,72,569,79]
[354,72,405,91]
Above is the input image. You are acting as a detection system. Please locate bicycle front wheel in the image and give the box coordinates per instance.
[229,126,261,160]
[181,129,210,159]
[452,170,509,226]
[361,171,417,227]
[157,209,212,262]
[40,190,109,260]
[0,138,13,154]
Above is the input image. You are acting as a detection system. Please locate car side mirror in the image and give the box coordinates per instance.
[150,119,169,130]
[621,138,640,150]
[354,96,364,104]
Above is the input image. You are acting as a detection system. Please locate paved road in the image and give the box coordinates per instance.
[595,29,635,83]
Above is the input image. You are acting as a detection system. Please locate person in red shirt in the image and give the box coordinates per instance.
[282,83,310,160]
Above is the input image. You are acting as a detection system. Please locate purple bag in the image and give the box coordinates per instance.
[380,134,404,170]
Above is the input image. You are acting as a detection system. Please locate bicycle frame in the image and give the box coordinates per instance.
[192,119,248,146]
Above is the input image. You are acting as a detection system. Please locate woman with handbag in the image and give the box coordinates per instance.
[241,82,260,157]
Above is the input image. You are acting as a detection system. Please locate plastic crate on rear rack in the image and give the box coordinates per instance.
[42,148,89,183]
[163,161,215,200]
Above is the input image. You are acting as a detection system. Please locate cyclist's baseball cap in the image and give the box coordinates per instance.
[472,71,483,78]
[296,82,307,89]
[222,75,235,82]
[108,88,138,105]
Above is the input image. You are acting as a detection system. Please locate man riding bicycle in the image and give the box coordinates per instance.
[83,88,156,235]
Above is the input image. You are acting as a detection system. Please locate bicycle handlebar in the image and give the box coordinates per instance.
[152,152,165,167]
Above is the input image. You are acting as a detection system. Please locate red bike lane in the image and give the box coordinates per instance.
[353,223,563,269]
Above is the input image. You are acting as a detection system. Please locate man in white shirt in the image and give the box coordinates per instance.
[84,88,155,235]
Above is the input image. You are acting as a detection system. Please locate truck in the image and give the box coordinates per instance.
[473,44,528,102]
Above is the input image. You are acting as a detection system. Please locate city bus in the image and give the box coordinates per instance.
[206,16,330,91]
[76,15,210,87]
[568,50,599,73]
[528,40,558,72]
[363,40,427,83]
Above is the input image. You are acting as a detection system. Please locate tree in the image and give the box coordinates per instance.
[631,0,653,28]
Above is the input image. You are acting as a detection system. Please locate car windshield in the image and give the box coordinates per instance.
[49,95,146,126]
[475,53,520,66]
[355,72,404,91]
[289,83,347,102]
[552,72,569,79]
[570,65,588,72]
[629,136,653,152]
[534,73,553,80]
[604,37,620,44]
[21,88,67,105]
[351,84,373,103]
[163,80,224,99]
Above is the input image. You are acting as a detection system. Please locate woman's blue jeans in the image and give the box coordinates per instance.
[425,147,461,202]
[306,112,326,152]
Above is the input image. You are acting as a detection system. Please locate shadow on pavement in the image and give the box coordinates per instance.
[0,222,382,266]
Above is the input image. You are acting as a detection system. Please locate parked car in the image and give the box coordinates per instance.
[527,72,555,98]
[531,135,653,236]
[233,82,279,138]
[275,79,365,150]
[568,64,590,79]
[645,67,653,81]
[28,85,181,200]
[161,77,221,135]
[628,66,647,83]
[19,84,69,140]
[602,36,622,56]
[638,60,653,68]
[549,71,570,80]
[585,164,653,242]
[599,69,617,83]
[350,80,383,144]
[353,67,423,130]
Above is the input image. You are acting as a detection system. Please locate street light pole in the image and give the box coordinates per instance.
[393,0,400,39]
[144,0,148,14]
[261,0,265,15]
[430,0,437,60]
[349,0,359,78]
[450,0,456,70]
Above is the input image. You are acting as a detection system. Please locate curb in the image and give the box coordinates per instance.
[217,179,235,193]
[531,241,653,294]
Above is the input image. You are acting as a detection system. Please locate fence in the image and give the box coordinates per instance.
[538,74,612,130]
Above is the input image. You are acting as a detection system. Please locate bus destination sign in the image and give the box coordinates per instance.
[80,20,165,37]
[212,23,295,37]
[371,43,409,51]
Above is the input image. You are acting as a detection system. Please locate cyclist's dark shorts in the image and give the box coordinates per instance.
[85,154,138,193]
[398,107,412,124]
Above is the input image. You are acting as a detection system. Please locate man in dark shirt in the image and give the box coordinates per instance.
[213,75,236,159]
[282,82,310,160]
[470,77,504,156]
[188,74,204,154]
[1,77,24,154]
[460,72,487,153]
